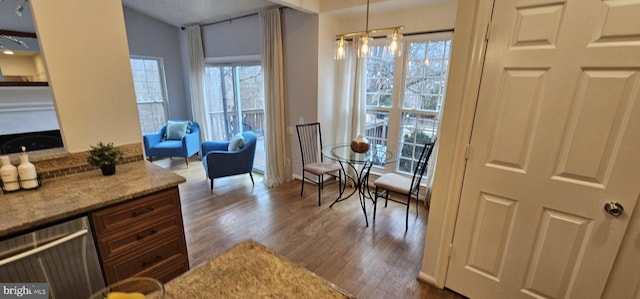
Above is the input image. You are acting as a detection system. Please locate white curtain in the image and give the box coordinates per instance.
[334,39,367,144]
[185,25,211,141]
[260,8,291,188]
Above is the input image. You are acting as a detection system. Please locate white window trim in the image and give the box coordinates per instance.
[130,55,169,133]
[367,32,453,180]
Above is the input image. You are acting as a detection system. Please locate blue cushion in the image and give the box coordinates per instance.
[228,133,245,151]
[166,121,189,140]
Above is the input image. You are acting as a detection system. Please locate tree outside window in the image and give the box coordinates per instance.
[365,33,451,176]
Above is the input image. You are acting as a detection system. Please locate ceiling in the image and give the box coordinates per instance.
[0,0,452,33]
[121,0,453,27]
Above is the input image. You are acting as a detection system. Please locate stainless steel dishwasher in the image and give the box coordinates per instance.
[0,216,105,299]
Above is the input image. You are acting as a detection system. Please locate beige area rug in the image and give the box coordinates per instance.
[165,239,354,298]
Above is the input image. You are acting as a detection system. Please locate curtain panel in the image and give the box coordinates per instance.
[260,8,292,188]
[185,25,212,142]
[334,39,367,145]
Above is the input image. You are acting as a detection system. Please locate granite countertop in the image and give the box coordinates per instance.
[165,239,354,298]
[0,160,186,238]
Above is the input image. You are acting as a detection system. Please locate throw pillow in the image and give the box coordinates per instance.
[166,120,189,140]
[228,133,245,151]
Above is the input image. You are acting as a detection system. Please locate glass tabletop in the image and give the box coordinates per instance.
[322,144,395,165]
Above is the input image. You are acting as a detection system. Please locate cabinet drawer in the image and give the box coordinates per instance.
[138,257,189,284]
[91,188,180,236]
[97,214,184,261]
[102,234,187,284]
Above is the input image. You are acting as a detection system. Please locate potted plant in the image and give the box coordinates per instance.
[86,142,123,176]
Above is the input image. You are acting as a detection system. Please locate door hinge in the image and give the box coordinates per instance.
[464,144,471,160]
[448,243,453,257]
[485,21,493,41]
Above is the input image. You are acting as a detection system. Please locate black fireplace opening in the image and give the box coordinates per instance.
[0,130,63,155]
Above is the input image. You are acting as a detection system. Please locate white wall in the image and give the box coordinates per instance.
[317,13,339,146]
[124,7,190,121]
[30,0,141,152]
[282,9,319,178]
[202,16,261,58]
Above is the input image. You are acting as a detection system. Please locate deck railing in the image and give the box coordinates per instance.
[208,108,265,140]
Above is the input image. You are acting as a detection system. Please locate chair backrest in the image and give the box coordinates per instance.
[189,121,200,134]
[409,137,437,195]
[296,122,325,167]
[241,131,258,152]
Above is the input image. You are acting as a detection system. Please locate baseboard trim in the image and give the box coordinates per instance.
[418,271,439,288]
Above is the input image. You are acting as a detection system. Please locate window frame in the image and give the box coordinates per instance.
[365,32,452,178]
[130,55,169,134]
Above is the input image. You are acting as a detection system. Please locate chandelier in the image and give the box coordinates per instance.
[334,0,404,60]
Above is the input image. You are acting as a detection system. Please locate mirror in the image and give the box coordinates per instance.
[0,29,48,86]
[0,2,63,154]
[1,0,47,86]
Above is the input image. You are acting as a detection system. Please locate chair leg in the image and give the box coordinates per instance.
[405,194,411,232]
[415,191,420,217]
[185,157,189,168]
[249,172,255,185]
[373,186,379,220]
[300,173,305,196]
[210,179,213,191]
[385,191,389,208]
[149,156,153,162]
[317,175,322,206]
[337,171,343,197]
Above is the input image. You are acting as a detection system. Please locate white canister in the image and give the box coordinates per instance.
[18,152,38,190]
[0,155,20,191]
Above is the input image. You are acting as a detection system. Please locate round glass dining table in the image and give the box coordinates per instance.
[322,144,395,227]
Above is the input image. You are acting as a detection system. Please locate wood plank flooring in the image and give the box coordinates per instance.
[153,157,466,299]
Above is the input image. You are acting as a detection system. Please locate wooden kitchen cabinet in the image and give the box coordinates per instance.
[90,187,189,284]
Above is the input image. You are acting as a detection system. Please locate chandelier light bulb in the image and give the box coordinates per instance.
[384,28,403,57]
[358,35,371,58]
[361,43,369,55]
[335,36,346,60]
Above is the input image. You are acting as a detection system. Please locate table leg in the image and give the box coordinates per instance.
[329,161,375,227]
[329,161,357,207]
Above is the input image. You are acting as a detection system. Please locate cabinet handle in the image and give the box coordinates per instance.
[142,255,162,268]
[131,207,154,217]
[136,229,157,240]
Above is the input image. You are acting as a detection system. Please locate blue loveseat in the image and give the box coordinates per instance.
[201,131,257,190]
[143,121,200,167]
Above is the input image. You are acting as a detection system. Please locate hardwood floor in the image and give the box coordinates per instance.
[153,157,466,299]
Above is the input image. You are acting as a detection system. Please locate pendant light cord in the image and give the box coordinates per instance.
[365,0,370,33]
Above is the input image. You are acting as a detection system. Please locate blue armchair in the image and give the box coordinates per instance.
[201,131,257,190]
[143,121,200,167]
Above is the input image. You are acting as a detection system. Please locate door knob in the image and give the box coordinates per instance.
[604,201,624,217]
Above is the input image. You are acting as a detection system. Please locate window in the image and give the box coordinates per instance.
[130,57,168,134]
[204,63,265,172]
[365,33,451,176]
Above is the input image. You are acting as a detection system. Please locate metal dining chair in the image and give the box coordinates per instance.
[373,138,437,231]
[296,123,343,206]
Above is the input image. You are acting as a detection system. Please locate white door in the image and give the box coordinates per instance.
[446,0,640,298]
